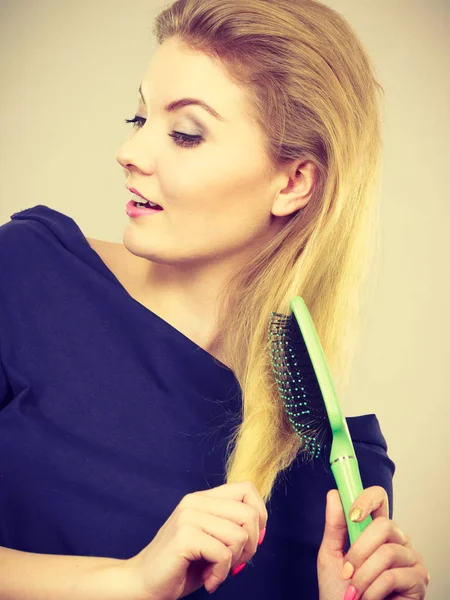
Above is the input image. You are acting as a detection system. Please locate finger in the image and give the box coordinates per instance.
[180,507,254,567]
[348,485,389,523]
[354,566,428,600]
[344,517,409,571]
[181,494,260,558]
[351,543,418,596]
[183,528,233,593]
[200,481,268,531]
[320,490,349,556]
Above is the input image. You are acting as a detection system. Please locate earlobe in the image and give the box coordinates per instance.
[271,198,308,218]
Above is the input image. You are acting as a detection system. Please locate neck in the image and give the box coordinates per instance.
[130,256,236,366]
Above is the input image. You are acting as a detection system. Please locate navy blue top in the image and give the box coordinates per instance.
[0,205,395,599]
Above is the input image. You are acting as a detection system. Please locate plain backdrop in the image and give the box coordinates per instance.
[1,1,449,597]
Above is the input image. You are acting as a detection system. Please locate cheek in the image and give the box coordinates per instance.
[157,154,272,244]
[176,185,272,256]
[157,160,206,210]
[169,160,264,213]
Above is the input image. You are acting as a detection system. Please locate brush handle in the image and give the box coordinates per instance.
[331,456,372,545]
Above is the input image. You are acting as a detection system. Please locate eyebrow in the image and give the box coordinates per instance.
[139,84,225,122]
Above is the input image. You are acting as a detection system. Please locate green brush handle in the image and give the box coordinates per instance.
[330,436,372,545]
[290,297,372,545]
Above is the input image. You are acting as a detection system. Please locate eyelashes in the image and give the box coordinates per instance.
[124,116,203,149]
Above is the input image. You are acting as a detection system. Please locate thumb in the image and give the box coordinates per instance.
[319,489,348,556]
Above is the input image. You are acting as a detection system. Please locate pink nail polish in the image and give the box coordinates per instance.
[258,527,266,546]
[231,562,247,576]
[343,584,357,600]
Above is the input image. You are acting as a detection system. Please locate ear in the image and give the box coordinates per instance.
[271,160,318,218]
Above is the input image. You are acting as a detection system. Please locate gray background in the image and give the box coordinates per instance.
[1,1,448,597]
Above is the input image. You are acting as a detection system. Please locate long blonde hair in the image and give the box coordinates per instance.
[153,0,384,503]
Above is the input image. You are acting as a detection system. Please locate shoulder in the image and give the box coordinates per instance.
[84,237,144,293]
[85,237,126,276]
[85,237,119,254]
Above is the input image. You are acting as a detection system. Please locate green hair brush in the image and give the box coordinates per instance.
[268,296,372,545]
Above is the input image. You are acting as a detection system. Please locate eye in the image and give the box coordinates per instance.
[124,116,203,148]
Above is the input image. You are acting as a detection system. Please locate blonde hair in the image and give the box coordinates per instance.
[153,0,385,503]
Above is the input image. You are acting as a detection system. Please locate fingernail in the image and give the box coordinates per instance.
[258,527,266,546]
[341,561,354,580]
[343,584,357,600]
[349,506,363,522]
[231,562,247,576]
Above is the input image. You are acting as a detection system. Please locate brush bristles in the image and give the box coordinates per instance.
[268,311,332,459]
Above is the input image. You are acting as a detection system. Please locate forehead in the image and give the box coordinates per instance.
[141,37,252,125]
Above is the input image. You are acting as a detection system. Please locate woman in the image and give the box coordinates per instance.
[0,0,429,598]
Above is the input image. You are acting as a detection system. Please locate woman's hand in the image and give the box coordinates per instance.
[317,486,430,600]
[125,480,268,600]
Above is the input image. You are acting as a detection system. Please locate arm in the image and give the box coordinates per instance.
[0,546,144,600]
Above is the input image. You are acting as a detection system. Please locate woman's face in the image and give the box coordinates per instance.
[116,37,292,267]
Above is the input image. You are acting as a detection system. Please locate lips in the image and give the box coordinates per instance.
[126,186,148,201]
[126,186,162,208]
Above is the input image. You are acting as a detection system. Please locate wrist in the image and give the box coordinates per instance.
[108,557,149,600]
[122,553,179,600]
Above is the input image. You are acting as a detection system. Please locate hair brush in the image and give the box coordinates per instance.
[268,296,372,545]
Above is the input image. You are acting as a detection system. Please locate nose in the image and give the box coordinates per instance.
[115,127,153,173]
[115,139,133,171]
